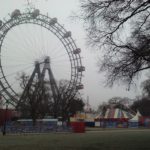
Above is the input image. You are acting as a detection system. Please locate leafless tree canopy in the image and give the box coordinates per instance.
[80,0,150,86]
[16,72,52,124]
[141,78,150,97]
[17,73,84,122]
[0,99,3,108]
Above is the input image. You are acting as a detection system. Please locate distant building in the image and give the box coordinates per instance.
[0,109,20,126]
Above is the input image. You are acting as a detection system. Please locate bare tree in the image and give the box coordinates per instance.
[141,78,150,97]
[0,97,3,108]
[97,102,108,116]
[57,80,85,121]
[80,0,150,86]
[16,72,52,125]
[17,75,84,123]
[131,96,150,116]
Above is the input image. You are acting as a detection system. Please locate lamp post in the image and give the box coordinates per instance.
[2,99,9,136]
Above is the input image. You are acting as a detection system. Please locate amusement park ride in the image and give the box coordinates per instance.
[0,4,85,107]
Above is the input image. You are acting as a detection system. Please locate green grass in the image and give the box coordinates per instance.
[0,129,150,150]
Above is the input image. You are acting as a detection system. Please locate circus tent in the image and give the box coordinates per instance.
[99,108,134,128]
[128,110,141,128]
[104,108,133,119]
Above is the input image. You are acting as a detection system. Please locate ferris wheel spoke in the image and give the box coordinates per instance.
[0,65,33,79]
[18,25,39,60]
[32,24,43,57]
[2,40,30,59]
[2,62,34,68]
[18,26,41,60]
[51,51,69,59]
[1,52,28,59]
[33,24,46,58]
[0,53,32,62]
[53,69,71,76]
[49,43,64,56]
[52,65,70,69]
[40,25,46,56]
[51,48,67,58]
[20,25,38,60]
[51,58,71,63]
[32,25,43,58]
[1,55,34,69]
[2,39,35,61]
[45,31,50,56]
[5,26,35,59]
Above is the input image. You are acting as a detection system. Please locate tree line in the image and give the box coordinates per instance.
[97,78,150,116]
[0,72,84,125]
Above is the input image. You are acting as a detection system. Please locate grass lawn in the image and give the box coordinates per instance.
[0,129,150,150]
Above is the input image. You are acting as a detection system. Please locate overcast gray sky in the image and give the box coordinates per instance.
[0,0,145,109]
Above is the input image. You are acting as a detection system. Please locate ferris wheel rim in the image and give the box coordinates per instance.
[0,11,84,105]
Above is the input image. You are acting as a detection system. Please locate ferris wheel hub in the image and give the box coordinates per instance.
[44,56,50,63]
[34,60,39,65]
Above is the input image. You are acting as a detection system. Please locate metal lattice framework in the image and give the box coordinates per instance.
[0,9,85,106]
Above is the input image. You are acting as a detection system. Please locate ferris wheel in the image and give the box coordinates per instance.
[0,9,85,106]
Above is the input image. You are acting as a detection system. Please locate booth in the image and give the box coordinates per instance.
[99,108,133,128]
